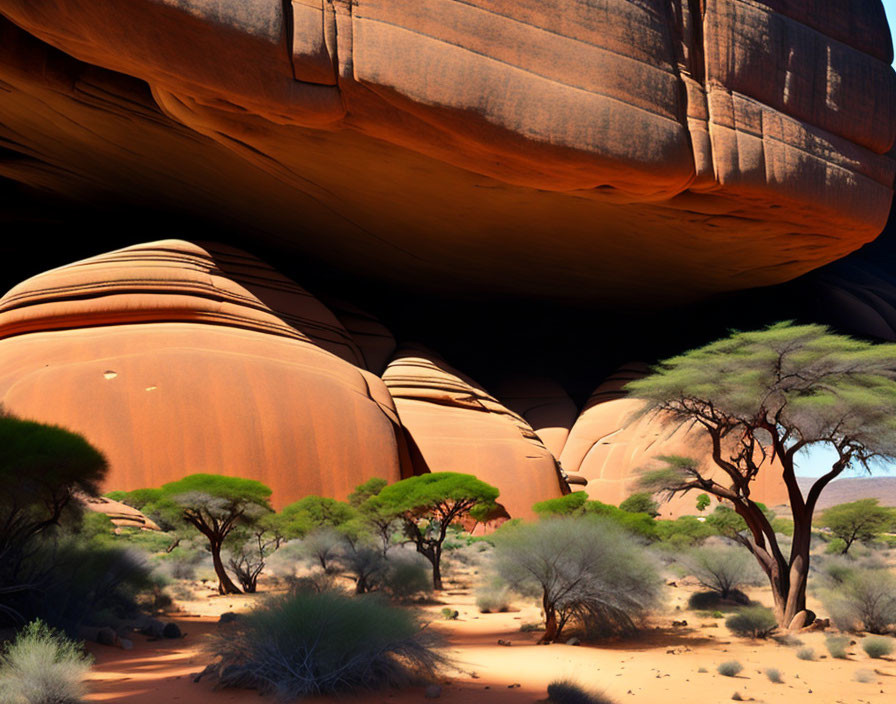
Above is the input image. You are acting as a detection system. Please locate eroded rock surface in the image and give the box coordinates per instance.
[383,347,565,519]
[0,241,409,506]
[0,1,893,302]
[556,365,789,514]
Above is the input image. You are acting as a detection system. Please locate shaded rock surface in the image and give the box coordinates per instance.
[1,2,896,515]
[0,1,892,304]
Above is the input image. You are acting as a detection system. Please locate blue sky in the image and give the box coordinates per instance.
[791,1,895,477]
[886,0,896,65]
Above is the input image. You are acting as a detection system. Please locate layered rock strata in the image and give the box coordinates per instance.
[0,1,892,302]
[0,240,568,514]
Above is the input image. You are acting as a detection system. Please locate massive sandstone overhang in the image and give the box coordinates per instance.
[0,0,893,304]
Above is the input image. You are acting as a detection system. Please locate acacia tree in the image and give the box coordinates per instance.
[628,322,896,629]
[818,499,896,554]
[376,472,499,589]
[156,474,274,595]
[224,512,289,593]
[0,412,108,624]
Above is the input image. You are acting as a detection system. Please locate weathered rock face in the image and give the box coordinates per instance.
[554,366,789,515]
[0,241,411,507]
[0,240,568,514]
[383,347,566,519]
[1,2,895,517]
[0,1,893,303]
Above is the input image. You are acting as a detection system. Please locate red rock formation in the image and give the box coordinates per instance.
[0,241,408,507]
[383,347,565,519]
[557,365,789,516]
[495,377,578,459]
[83,496,160,531]
[0,1,892,302]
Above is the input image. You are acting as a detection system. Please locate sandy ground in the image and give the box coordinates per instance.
[83,572,896,704]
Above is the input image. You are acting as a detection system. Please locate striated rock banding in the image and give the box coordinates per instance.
[383,346,566,519]
[0,240,410,506]
[0,1,892,302]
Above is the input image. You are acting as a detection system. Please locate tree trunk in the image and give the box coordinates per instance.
[211,541,242,595]
[540,592,558,643]
[431,555,442,591]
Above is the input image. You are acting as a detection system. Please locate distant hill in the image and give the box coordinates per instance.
[795,476,896,509]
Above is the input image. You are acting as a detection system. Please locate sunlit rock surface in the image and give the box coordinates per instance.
[0,1,893,303]
[0,241,410,507]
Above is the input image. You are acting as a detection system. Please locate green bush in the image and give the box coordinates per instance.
[825,635,850,659]
[725,606,777,639]
[825,538,848,554]
[654,516,716,547]
[207,590,445,697]
[476,579,511,613]
[546,679,616,704]
[796,647,815,661]
[18,540,153,636]
[765,667,783,683]
[861,636,894,659]
[0,620,93,704]
[717,660,743,677]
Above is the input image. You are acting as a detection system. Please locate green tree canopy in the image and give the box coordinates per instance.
[627,322,896,629]
[619,492,660,517]
[278,495,365,544]
[818,499,896,554]
[155,473,274,594]
[533,491,657,539]
[377,472,499,589]
[0,412,108,625]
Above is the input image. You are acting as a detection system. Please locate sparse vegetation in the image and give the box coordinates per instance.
[378,552,432,602]
[821,568,896,634]
[0,413,109,628]
[546,679,616,704]
[681,544,763,600]
[628,323,896,629]
[493,516,662,642]
[0,620,93,704]
[717,660,743,677]
[854,668,876,682]
[725,606,777,639]
[765,667,783,683]
[796,647,815,661]
[825,635,850,659]
[818,499,895,555]
[207,589,445,697]
[476,579,512,613]
[376,472,499,590]
[861,636,894,659]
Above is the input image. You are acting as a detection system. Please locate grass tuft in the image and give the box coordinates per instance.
[725,606,777,639]
[546,679,616,704]
[825,635,850,659]
[0,620,93,704]
[796,647,815,661]
[861,636,894,659]
[765,667,783,683]
[206,589,446,698]
[717,660,743,677]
